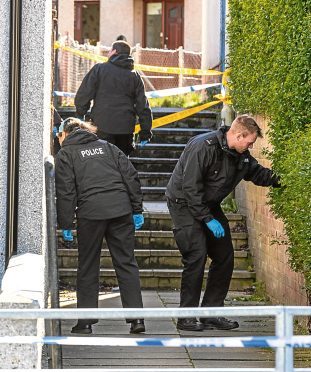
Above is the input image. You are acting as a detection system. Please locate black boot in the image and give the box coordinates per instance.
[177,318,204,331]
[71,323,92,334]
[200,317,239,330]
[130,319,145,334]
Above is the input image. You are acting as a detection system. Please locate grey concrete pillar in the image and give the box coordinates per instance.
[0,1,11,282]
[17,0,52,256]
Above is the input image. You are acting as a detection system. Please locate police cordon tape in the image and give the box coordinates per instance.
[134,94,231,134]
[53,83,221,100]
[54,42,224,77]
[53,86,230,134]
[0,335,311,348]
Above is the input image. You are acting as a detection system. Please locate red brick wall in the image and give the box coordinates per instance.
[235,115,308,305]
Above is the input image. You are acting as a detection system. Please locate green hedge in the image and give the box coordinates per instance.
[227,1,311,290]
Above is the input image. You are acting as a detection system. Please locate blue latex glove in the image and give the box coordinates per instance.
[62,229,74,242]
[206,219,225,238]
[133,214,144,230]
[52,126,58,138]
[139,140,148,147]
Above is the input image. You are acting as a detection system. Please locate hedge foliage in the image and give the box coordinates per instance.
[227,1,311,289]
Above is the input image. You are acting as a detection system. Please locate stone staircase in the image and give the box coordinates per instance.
[57,108,256,291]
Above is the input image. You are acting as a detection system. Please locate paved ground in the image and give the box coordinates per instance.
[60,290,285,369]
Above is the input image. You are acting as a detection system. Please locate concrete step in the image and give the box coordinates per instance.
[150,127,211,144]
[138,172,172,187]
[58,248,251,271]
[131,157,178,172]
[141,211,246,231]
[142,186,167,201]
[59,268,255,290]
[58,230,248,251]
[135,143,185,159]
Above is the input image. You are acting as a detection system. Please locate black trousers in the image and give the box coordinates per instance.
[97,131,135,156]
[76,214,143,325]
[167,199,234,308]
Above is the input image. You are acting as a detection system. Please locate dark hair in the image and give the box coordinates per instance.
[59,117,97,134]
[232,114,263,138]
[111,40,131,55]
[116,34,127,41]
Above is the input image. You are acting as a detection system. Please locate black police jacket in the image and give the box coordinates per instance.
[165,127,279,222]
[75,54,152,140]
[55,129,143,229]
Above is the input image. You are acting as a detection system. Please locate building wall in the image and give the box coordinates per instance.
[58,0,74,39]
[235,115,308,306]
[184,0,202,52]
[100,0,135,46]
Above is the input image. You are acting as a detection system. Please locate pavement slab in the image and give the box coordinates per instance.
[60,290,311,369]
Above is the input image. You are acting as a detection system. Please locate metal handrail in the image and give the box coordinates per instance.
[0,306,311,371]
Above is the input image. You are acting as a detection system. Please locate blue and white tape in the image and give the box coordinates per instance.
[0,335,311,348]
[53,83,221,100]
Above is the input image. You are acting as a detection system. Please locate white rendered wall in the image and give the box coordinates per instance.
[58,0,75,40]
[100,0,135,46]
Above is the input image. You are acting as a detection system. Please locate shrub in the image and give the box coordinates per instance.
[227,1,311,291]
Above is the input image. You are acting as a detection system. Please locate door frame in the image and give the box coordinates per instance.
[142,0,184,49]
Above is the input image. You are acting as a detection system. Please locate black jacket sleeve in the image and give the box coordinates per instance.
[182,145,214,222]
[244,155,280,187]
[55,150,77,229]
[75,64,99,117]
[134,72,153,141]
[115,147,143,214]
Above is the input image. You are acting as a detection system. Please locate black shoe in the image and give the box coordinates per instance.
[71,323,92,334]
[130,319,145,334]
[177,318,204,331]
[200,317,239,330]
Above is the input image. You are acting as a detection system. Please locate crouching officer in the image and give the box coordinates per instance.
[55,117,145,334]
[166,115,280,331]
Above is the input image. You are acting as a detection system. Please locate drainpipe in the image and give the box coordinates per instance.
[220,0,234,127]
[6,0,22,267]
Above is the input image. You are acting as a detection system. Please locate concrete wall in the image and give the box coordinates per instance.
[100,0,135,46]
[58,0,74,39]
[17,0,52,257]
[0,1,10,283]
[0,254,45,368]
[235,115,308,306]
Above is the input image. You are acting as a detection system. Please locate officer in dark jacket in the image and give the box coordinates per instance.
[166,115,280,331]
[55,118,145,335]
[75,40,152,156]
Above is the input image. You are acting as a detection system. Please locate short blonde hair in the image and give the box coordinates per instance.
[231,115,263,138]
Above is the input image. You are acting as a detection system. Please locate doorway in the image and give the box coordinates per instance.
[143,0,184,49]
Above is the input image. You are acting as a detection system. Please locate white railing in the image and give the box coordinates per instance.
[0,306,311,371]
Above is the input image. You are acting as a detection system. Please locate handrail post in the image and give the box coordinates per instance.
[275,307,293,372]
[44,155,62,369]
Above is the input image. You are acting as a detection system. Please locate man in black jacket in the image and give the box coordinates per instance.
[166,115,280,331]
[55,118,145,334]
[75,40,152,155]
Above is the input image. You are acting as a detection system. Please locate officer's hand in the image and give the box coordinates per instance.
[133,214,144,230]
[205,219,225,238]
[138,140,148,147]
[62,229,74,242]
